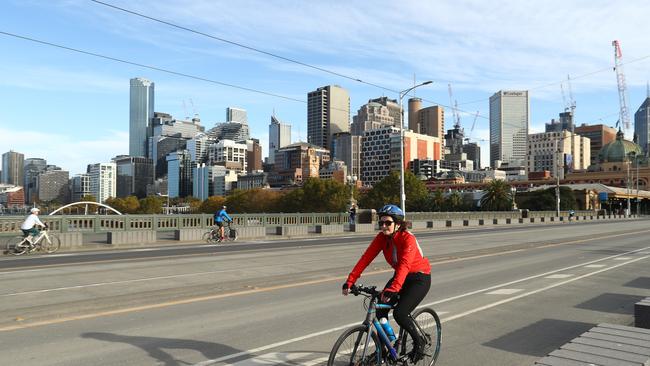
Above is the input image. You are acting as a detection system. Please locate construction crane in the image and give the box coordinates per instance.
[464,111,480,142]
[612,40,631,132]
[447,84,462,129]
[560,75,576,114]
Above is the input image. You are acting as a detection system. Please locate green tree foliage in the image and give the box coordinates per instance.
[105,196,140,214]
[301,178,350,212]
[80,194,97,202]
[480,180,513,211]
[444,191,463,211]
[138,196,163,214]
[359,171,429,212]
[278,188,304,212]
[224,188,283,213]
[429,189,445,212]
[516,186,577,211]
[198,196,226,214]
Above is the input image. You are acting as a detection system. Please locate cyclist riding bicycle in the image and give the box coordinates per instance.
[20,207,46,247]
[342,204,431,363]
[213,205,233,241]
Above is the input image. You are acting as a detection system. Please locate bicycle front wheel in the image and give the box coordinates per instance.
[328,325,381,366]
[400,308,442,366]
[42,234,61,253]
[227,227,237,241]
[6,236,28,256]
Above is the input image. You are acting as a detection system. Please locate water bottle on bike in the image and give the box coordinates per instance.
[380,317,397,342]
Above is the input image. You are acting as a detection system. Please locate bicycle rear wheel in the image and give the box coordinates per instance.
[42,234,61,253]
[399,307,442,366]
[202,230,218,244]
[6,236,28,256]
[328,325,381,366]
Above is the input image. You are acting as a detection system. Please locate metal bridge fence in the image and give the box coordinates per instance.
[0,210,597,236]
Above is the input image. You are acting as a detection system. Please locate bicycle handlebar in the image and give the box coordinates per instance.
[350,284,380,297]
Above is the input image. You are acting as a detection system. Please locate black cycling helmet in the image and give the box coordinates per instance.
[378,204,405,222]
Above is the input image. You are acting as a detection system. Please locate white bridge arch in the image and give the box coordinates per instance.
[49,201,123,215]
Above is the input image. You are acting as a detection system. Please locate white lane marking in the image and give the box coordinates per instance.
[639,251,650,255]
[193,247,650,366]
[0,268,48,275]
[614,257,632,260]
[42,253,76,257]
[0,269,239,297]
[486,288,522,295]
[584,264,606,268]
[544,274,573,279]
[441,255,648,324]
[129,248,158,252]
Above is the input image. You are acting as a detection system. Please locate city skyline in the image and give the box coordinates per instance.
[2,1,650,174]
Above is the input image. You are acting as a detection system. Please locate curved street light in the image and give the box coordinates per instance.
[399,81,433,216]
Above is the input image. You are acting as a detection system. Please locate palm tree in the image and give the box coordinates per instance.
[480,180,513,211]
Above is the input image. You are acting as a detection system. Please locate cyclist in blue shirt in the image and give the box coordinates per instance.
[214,206,233,241]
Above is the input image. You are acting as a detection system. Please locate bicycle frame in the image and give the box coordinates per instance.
[360,293,400,363]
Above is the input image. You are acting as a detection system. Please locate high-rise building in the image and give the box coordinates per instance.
[23,158,47,204]
[129,77,155,157]
[226,107,248,124]
[307,85,350,151]
[527,130,590,178]
[246,139,263,172]
[575,123,617,168]
[419,106,445,140]
[88,162,116,203]
[166,150,193,198]
[147,112,203,179]
[634,97,650,155]
[407,98,422,132]
[463,142,481,169]
[207,121,250,142]
[351,100,395,135]
[489,90,530,168]
[268,115,292,164]
[37,170,69,203]
[71,173,91,202]
[332,132,362,180]
[186,134,212,164]
[193,164,223,200]
[545,111,574,133]
[1,150,25,186]
[206,140,247,172]
[113,155,153,198]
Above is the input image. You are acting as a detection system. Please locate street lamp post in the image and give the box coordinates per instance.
[555,139,561,217]
[399,81,433,216]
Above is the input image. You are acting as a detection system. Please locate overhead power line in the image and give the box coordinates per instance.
[90,0,392,93]
[0,30,304,103]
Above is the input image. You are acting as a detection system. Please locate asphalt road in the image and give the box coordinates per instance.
[0,219,648,365]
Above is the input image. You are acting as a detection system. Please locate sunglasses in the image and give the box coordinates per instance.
[379,220,394,227]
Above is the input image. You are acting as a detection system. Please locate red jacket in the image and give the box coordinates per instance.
[346,230,431,293]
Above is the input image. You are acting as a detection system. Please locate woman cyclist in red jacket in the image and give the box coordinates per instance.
[342,204,431,362]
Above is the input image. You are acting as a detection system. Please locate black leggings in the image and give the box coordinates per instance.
[377,272,431,347]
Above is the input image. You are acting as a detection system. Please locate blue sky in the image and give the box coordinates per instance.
[1,0,650,175]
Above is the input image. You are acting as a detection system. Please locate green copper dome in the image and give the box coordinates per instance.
[597,129,643,163]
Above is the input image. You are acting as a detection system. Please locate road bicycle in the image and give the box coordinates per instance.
[202,222,238,244]
[328,284,441,366]
[5,227,61,256]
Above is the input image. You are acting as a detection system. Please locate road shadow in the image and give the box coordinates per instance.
[624,277,650,290]
[483,319,593,357]
[82,332,241,366]
[574,293,645,314]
